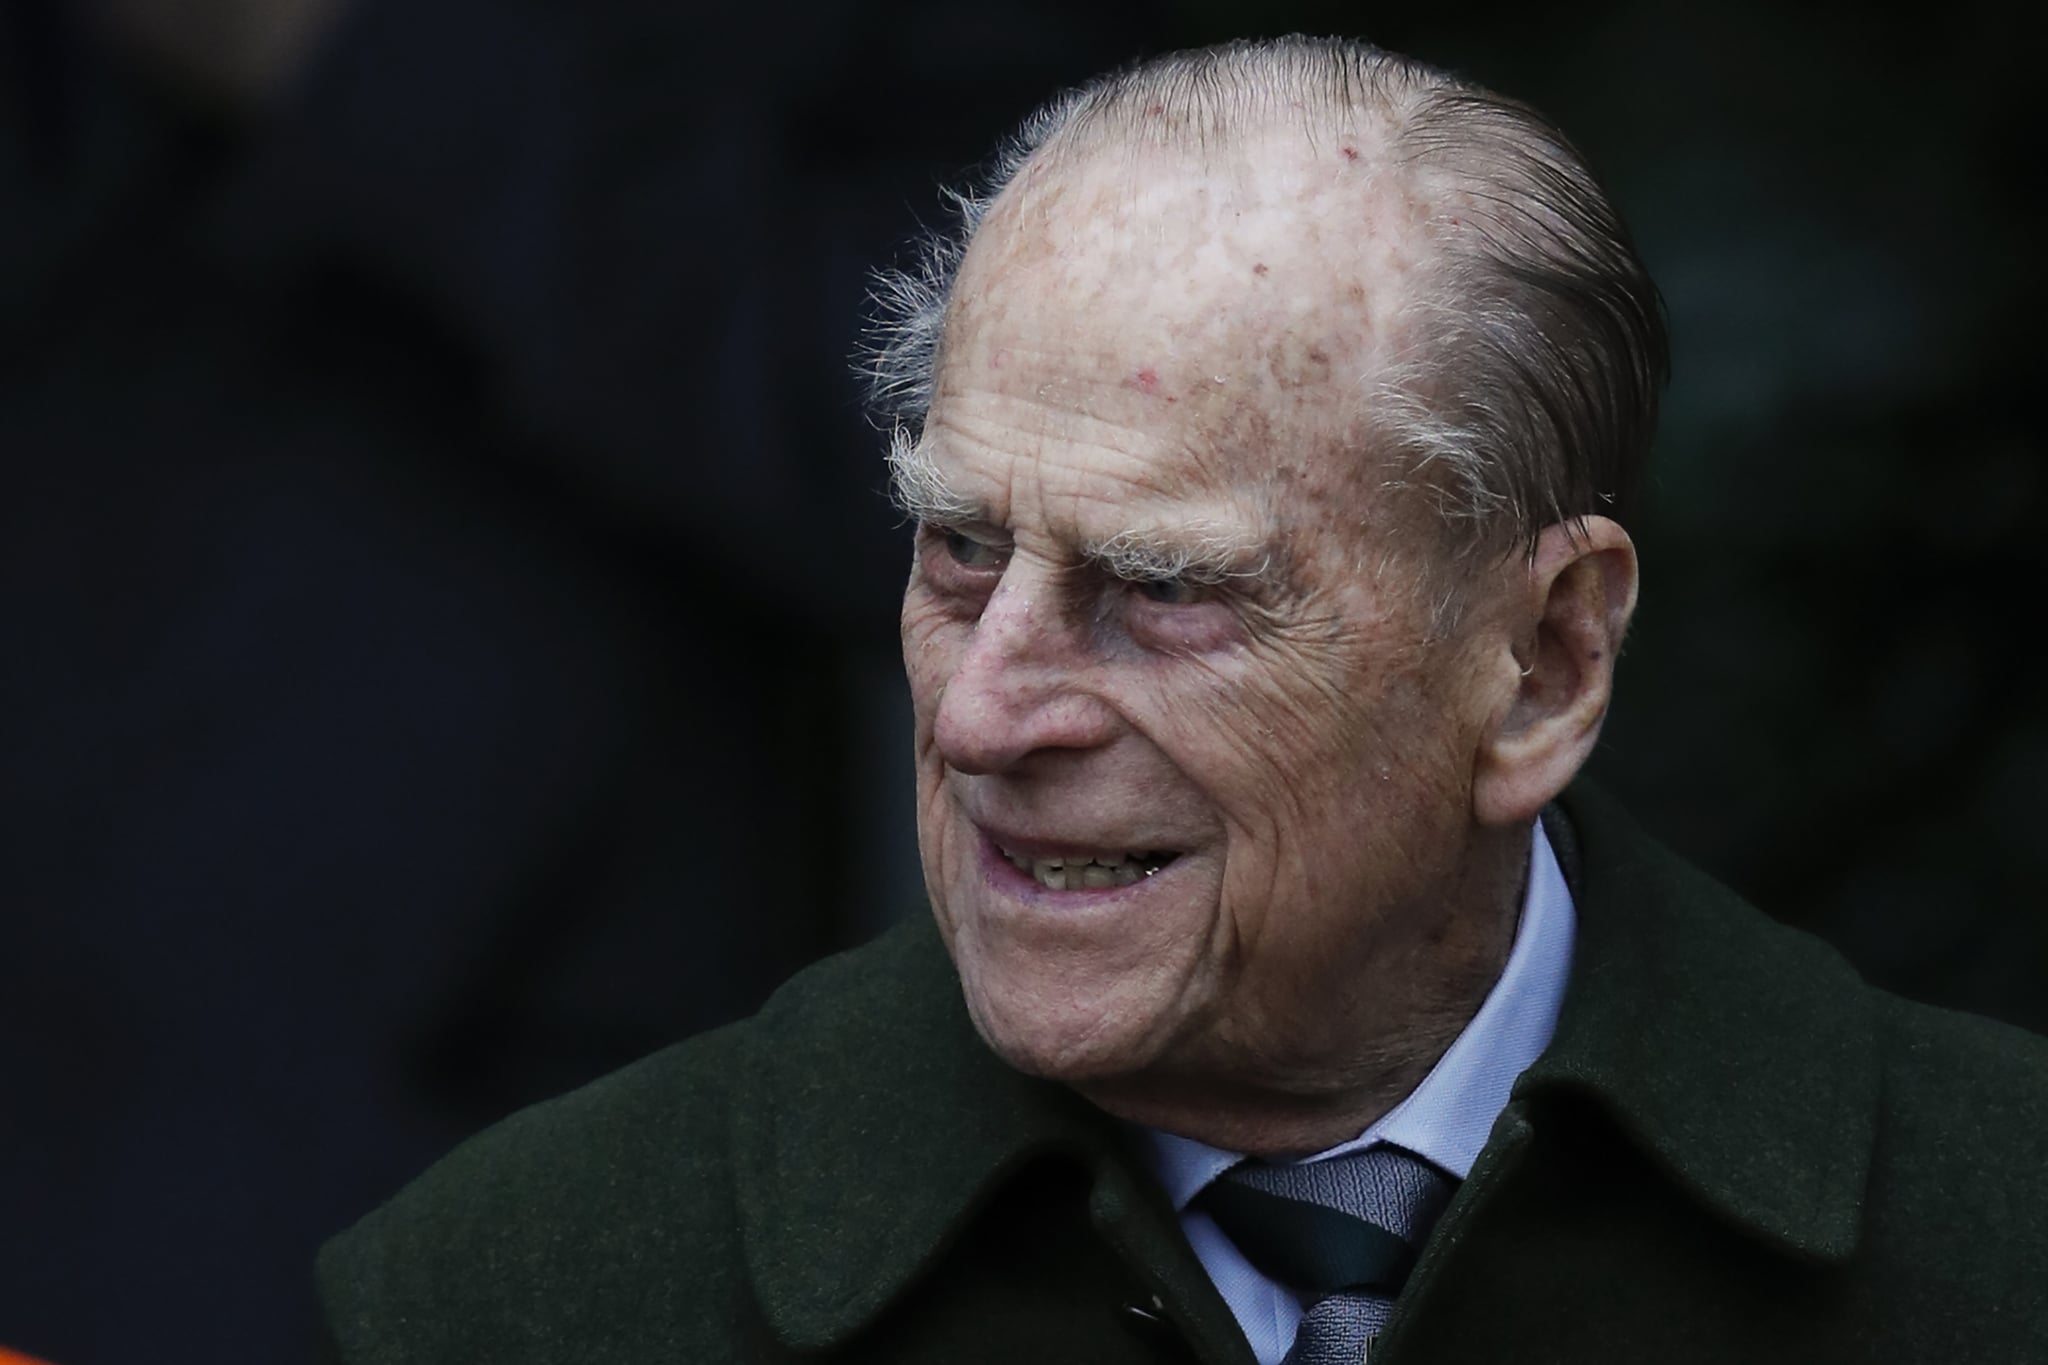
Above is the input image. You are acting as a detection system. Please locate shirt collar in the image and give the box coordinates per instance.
[1139,817,1575,1208]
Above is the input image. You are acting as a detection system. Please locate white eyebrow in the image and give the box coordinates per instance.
[885,430,983,525]
[884,428,1294,591]
[1083,524,1278,588]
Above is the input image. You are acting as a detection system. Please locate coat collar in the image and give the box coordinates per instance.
[732,784,1881,1348]
[1522,785,1879,1263]
[728,920,1248,1356]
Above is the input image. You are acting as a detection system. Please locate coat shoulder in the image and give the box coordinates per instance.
[1871,990,2048,1210]
[1878,990,2048,1120]
[316,1022,753,1362]
[316,921,939,1363]
[1851,994,2048,1339]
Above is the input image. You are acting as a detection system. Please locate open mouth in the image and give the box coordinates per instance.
[993,843,1179,891]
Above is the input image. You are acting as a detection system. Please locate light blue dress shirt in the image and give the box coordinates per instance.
[1136,819,1577,1365]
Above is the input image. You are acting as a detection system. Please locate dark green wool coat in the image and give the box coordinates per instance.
[318,787,2048,1362]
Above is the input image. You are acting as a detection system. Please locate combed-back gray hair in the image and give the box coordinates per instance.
[860,34,1668,563]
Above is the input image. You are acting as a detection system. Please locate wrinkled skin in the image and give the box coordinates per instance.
[901,129,1631,1156]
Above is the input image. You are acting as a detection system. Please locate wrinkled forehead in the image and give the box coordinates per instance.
[954,122,1430,348]
[933,124,1438,517]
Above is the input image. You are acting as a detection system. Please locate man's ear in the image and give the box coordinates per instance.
[1471,515,1638,828]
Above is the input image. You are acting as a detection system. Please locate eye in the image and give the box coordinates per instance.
[1132,576,1205,606]
[940,528,1005,569]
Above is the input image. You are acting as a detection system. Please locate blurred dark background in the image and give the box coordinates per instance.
[1,1,2040,1361]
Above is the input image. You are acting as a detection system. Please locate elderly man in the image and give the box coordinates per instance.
[317,37,2048,1364]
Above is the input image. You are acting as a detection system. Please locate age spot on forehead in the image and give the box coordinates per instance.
[1265,335,1338,392]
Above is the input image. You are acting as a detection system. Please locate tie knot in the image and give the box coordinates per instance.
[1199,1144,1456,1298]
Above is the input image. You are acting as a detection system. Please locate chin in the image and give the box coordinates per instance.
[956,966,1175,1086]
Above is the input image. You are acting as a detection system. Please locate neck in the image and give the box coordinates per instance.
[1078,824,1530,1159]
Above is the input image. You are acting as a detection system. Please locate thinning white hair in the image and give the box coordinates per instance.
[859,34,1668,588]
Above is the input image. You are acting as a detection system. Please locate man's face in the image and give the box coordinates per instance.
[900,142,1508,1112]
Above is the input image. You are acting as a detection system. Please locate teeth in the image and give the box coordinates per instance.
[999,845,1171,890]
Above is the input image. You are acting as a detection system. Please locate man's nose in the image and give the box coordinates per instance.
[930,567,1119,775]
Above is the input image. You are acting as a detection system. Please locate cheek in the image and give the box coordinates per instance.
[1139,635,1471,906]
[900,601,967,867]
[1150,637,1384,819]
[900,596,964,730]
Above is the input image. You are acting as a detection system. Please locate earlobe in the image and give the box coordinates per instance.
[1472,516,1638,827]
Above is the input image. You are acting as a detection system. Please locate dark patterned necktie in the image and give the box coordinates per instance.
[1200,1144,1457,1364]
